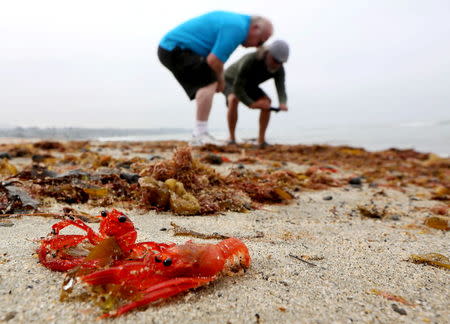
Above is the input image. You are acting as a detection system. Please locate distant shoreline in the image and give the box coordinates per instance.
[0,122,448,157]
[0,127,190,140]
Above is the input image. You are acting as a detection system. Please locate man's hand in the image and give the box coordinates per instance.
[279,103,288,111]
[249,97,271,110]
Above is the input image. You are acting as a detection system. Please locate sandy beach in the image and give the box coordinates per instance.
[0,140,448,324]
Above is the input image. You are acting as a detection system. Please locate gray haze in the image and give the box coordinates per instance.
[1,0,449,131]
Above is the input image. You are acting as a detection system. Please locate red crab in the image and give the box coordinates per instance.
[82,237,251,317]
[37,210,251,317]
[37,209,168,272]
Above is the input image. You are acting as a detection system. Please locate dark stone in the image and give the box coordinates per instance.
[148,155,163,161]
[203,154,223,165]
[237,164,245,169]
[3,311,17,322]
[120,172,140,184]
[349,177,363,185]
[116,161,132,169]
[56,169,90,180]
[31,154,53,163]
[323,196,333,201]
[0,222,14,227]
[0,152,11,160]
[391,303,407,315]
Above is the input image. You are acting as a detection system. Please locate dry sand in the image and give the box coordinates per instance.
[0,142,449,324]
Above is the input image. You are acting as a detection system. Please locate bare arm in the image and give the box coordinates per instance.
[274,68,287,105]
[206,53,225,92]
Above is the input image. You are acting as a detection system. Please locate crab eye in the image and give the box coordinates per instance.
[163,258,172,266]
[155,256,162,263]
[118,215,127,223]
[101,210,107,217]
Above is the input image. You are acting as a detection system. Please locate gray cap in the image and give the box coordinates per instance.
[268,40,290,63]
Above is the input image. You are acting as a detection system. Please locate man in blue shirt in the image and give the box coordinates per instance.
[158,11,273,145]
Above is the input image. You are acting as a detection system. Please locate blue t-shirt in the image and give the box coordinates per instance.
[160,11,251,63]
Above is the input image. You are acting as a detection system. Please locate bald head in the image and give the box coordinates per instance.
[243,16,273,48]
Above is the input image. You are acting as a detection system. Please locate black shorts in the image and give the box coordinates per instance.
[223,81,268,106]
[158,46,217,100]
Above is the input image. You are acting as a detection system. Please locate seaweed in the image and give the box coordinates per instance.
[423,216,449,231]
[165,178,200,215]
[200,153,226,165]
[0,159,18,177]
[170,222,230,239]
[288,254,318,267]
[139,176,171,210]
[0,182,39,213]
[369,289,415,306]
[357,203,389,219]
[225,169,296,203]
[2,139,447,219]
[408,253,450,270]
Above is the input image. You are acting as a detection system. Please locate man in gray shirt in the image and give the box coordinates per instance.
[223,40,289,148]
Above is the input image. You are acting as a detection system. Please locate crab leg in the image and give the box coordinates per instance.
[38,235,88,271]
[51,219,102,244]
[103,277,214,318]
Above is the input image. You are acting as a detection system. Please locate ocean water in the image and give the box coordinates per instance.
[98,121,450,157]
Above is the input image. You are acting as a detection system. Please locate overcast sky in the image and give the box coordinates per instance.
[1,0,449,130]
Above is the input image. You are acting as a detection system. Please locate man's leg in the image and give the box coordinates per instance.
[194,82,218,136]
[258,106,271,146]
[227,94,239,143]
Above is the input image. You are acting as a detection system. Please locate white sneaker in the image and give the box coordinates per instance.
[190,133,223,146]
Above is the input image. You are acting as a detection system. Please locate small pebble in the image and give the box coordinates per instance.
[31,154,48,163]
[3,311,17,322]
[389,215,400,221]
[391,303,407,315]
[0,152,11,160]
[116,161,132,169]
[160,228,167,231]
[148,155,163,161]
[203,154,223,165]
[119,172,140,184]
[323,196,333,201]
[349,177,363,185]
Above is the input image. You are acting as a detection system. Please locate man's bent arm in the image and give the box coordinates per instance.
[233,57,257,106]
[206,53,225,91]
[274,69,287,105]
